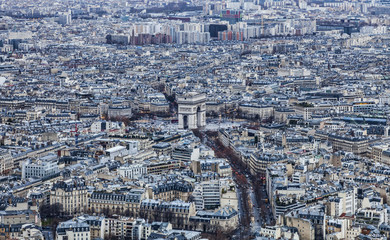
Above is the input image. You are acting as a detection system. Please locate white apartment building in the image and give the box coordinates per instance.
[56,219,90,240]
[90,121,124,133]
[105,146,128,161]
[118,164,147,179]
[22,159,59,180]
[193,180,221,210]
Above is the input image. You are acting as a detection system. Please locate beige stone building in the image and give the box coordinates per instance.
[147,181,193,202]
[50,179,89,215]
[239,104,274,119]
[139,199,196,229]
[88,190,144,218]
[0,150,13,174]
[282,215,314,240]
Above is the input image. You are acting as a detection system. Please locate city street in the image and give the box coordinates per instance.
[203,130,274,239]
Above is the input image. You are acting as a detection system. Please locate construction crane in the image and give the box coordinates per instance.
[71,123,79,145]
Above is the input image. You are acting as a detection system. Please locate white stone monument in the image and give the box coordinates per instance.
[177,92,206,129]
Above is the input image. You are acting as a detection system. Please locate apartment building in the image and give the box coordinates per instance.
[50,179,88,216]
[22,159,59,180]
[149,181,193,202]
[0,150,13,174]
[88,189,144,217]
[118,164,147,180]
[104,217,134,239]
[328,134,379,156]
[139,200,196,229]
[56,219,90,240]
